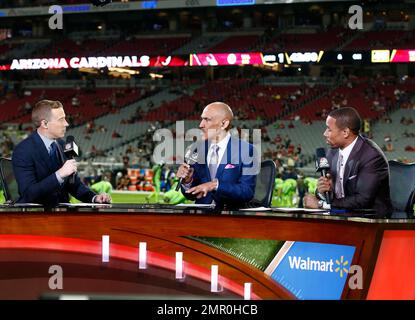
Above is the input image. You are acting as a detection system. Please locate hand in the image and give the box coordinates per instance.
[57,159,77,178]
[186,181,217,199]
[94,193,112,203]
[317,173,332,194]
[303,194,320,209]
[176,164,194,184]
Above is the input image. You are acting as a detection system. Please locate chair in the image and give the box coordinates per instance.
[0,157,19,204]
[388,160,415,219]
[247,159,276,208]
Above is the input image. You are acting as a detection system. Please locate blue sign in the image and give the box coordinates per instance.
[217,0,255,6]
[142,1,158,9]
[268,241,355,299]
[62,5,91,12]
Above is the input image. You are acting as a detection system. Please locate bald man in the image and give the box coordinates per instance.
[176,102,258,210]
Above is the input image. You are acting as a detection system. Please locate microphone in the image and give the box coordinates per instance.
[315,147,331,204]
[64,135,79,184]
[176,143,198,191]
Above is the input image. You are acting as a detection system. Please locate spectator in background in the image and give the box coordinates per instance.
[282,158,298,180]
[116,174,131,190]
[24,101,31,112]
[112,130,122,139]
[71,95,80,108]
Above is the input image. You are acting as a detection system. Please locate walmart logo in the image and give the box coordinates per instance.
[288,255,350,278]
[334,256,349,278]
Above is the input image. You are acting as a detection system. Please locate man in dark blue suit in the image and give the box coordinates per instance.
[176,102,259,210]
[12,100,111,207]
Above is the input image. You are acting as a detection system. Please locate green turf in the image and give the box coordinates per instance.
[187,236,285,271]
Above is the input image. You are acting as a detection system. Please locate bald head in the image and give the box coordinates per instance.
[204,102,234,125]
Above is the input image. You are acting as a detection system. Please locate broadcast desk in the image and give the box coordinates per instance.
[0,205,414,300]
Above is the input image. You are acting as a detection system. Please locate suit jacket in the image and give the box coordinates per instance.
[12,131,96,207]
[327,135,393,218]
[182,138,258,210]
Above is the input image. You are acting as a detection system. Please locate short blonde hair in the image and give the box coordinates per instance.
[32,100,63,127]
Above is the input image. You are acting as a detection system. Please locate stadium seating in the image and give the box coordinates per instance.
[34,38,111,58]
[100,36,191,56]
[209,35,261,53]
[0,87,143,125]
[371,108,415,162]
[263,27,349,51]
[344,30,412,49]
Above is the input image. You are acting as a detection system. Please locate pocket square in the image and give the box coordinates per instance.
[225,164,235,169]
[348,175,357,180]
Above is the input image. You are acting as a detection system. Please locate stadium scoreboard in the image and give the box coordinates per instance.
[1,49,413,71]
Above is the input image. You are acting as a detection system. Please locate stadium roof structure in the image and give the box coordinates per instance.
[0,0,369,17]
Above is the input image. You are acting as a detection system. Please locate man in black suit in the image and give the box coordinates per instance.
[304,107,393,218]
[12,99,111,207]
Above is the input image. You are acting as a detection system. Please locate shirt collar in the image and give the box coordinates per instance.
[37,129,56,150]
[339,136,358,158]
[211,132,231,151]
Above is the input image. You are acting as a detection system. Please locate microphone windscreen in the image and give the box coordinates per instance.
[316,147,326,158]
[66,135,75,143]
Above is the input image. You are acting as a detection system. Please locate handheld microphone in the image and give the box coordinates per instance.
[315,147,331,204]
[64,135,79,184]
[176,143,198,191]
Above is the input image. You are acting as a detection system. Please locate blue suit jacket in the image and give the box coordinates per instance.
[12,131,96,207]
[182,138,258,210]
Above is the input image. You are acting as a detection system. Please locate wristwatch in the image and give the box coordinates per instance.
[318,200,331,210]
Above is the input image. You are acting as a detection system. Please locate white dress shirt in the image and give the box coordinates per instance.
[207,132,231,169]
[337,136,358,197]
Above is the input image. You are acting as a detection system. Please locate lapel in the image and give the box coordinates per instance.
[215,138,238,180]
[203,140,211,180]
[331,150,339,185]
[343,135,364,189]
[31,131,56,173]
